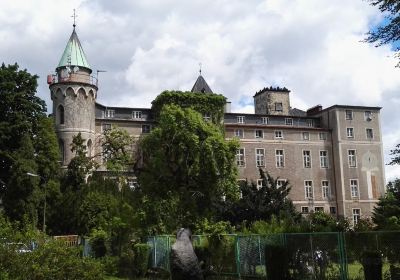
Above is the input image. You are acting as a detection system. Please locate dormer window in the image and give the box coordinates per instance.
[285,118,293,126]
[105,109,115,118]
[275,102,283,112]
[132,111,142,119]
[237,116,245,124]
[306,119,314,127]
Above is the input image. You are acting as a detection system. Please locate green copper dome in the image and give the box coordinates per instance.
[57,28,91,71]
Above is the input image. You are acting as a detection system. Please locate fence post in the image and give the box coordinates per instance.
[154,236,157,268]
[258,235,262,271]
[235,235,241,279]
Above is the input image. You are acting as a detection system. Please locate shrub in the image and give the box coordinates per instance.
[133,243,151,277]
[90,229,108,258]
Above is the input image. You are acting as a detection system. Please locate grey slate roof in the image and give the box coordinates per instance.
[289,108,307,117]
[191,75,213,93]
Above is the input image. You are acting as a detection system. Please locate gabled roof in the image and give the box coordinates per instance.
[191,75,213,94]
[57,28,91,71]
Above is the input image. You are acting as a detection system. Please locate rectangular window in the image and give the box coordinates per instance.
[257,179,263,190]
[320,151,328,168]
[302,132,310,140]
[255,129,263,138]
[306,119,314,127]
[345,110,353,120]
[237,116,245,124]
[105,109,115,118]
[305,181,313,199]
[275,149,285,168]
[329,207,336,214]
[236,149,245,167]
[142,124,151,133]
[301,206,309,214]
[350,179,359,198]
[364,111,372,121]
[275,102,283,112]
[256,148,265,167]
[132,111,142,119]
[102,123,111,132]
[322,180,330,199]
[234,129,244,138]
[203,113,211,122]
[285,118,293,126]
[127,179,137,189]
[348,150,357,167]
[347,127,354,138]
[274,130,283,139]
[303,150,311,168]
[277,179,287,188]
[352,208,361,225]
[319,132,327,140]
[314,207,324,212]
[366,128,373,139]
[261,117,269,124]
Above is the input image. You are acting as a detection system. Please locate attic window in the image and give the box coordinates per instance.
[275,102,283,112]
[201,88,206,93]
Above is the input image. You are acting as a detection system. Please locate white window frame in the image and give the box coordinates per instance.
[345,110,353,120]
[236,148,245,167]
[255,129,263,139]
[274,130,283,139]
[304,180,313,199]
[366,128,373,140]
[306,119,314,127]
[319,132,327,140]
[322,180,330,199]
[301,206,309,214]
[275,149,285,168]
[346,127,354,138]
[303,150,311,168]
[132,111,142,119]
[255,148,265,167]
[237,116,245,124]
[314,207,324,212]
[319,150,328,168]
[350,179,359,198]
[352,208,361,225]
[285,118,293,126]
[256,179,263,190]
[105,109,115,118]
[348,149,357,167]
[234,129,244,138]
[302,132,310,141]
[261,117,269,125]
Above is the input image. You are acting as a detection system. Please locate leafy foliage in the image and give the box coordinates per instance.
[214,169,299,226]
[365,0,400,66]
[372,179,400,230]
[138,104,239,231]
[389,143,400,165]
[151,90,227,124]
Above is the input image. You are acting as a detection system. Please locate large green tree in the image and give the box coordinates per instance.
[137,104,239,232]
[365,0,400,66]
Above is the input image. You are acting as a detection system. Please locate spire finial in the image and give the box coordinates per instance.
[199,62,202,76]
[71,9,78,28]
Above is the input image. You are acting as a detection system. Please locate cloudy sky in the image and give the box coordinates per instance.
[1,0,400,180]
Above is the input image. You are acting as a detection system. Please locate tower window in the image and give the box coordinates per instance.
[275,102,283,112]
[57,105,65,125]
[59,140,65,164]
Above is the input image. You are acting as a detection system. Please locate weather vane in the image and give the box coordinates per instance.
[72,9,78,28]
[199,62,202,75]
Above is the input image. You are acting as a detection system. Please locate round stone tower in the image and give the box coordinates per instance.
[49,26,97,167]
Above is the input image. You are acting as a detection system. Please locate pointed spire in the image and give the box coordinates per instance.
[191,74,213,94]
[57,27,91,72]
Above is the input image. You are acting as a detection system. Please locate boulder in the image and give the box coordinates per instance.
[170,228,204,280]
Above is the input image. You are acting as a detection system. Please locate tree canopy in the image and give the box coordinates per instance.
[372,179,400,229]
[137,104,239,231]
[365,0,400,66]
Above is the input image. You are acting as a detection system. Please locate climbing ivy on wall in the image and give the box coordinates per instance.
[151,91,227,124]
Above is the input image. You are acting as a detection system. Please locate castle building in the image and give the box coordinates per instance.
[49,27,385,224]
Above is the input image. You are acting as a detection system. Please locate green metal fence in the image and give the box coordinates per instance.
[147,231,400,279]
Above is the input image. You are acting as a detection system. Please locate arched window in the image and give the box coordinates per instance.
[87,139,92,157]
[59,140,65,164]
[57,105,64,125]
